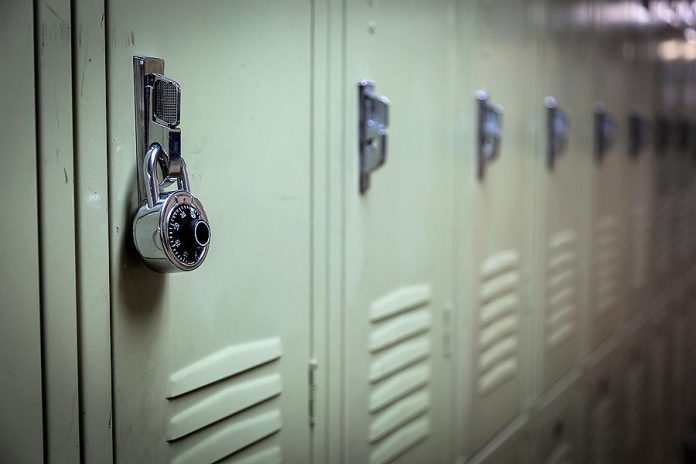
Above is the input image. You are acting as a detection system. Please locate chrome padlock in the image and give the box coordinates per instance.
[133,144,210,272]
[132,56,210,273]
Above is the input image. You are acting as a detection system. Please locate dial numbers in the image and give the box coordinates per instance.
[166,203,207,266]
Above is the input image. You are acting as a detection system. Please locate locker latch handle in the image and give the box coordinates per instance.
[676,119,691,153]
[628,111,650,158]
[654,115,671,156]
[546,97,570,170]
[477,90,503,179]
[358,80,390,194]
[594,103,616,162]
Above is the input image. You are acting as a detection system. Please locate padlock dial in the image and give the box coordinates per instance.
[166,203,209,266]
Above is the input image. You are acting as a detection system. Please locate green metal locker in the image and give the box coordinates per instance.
[334,1,455,462]
[0,1,44,462]
[453,0,537,459]
[533,0,594,397]
[104,2,314,463]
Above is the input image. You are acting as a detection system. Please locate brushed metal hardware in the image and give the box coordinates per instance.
[594,104,616,162]
[477,90,503,179]
[545,97,570,169]
[358,80,390,194]
[132,56,210,273]
[133,56,184,193]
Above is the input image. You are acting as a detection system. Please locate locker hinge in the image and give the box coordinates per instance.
[442,306,452,358]
[308,358,318,427]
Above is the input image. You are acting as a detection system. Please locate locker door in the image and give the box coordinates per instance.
[535,0,594,395]
[672,56,692,280]
[454,0,536,457]
[647,303,672,464]
[624,19,657,323]
[468,428,527,464]
[588,1,630,352]
[582,350,620,464]
[683,58,696,275]
[620,327,649,463]
[106,3,313,463]
[340,1,455,463]
[0,1,43,462]
[530,384,580,464]
[652,50,681,298]
[684,59,696,271]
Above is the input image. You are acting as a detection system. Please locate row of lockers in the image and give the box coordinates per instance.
[4,0,696,463]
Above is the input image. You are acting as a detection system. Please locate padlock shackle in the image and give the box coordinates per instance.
[144,144,192,209]
[145,144,161,208]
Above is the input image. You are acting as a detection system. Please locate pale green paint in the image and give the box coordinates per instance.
[36,0,81,462]
[73,0,114,462]
[338,1,456,463]
[529,0,595,401]
[587,0,632,354]
[454,0,538,458]
[0,1,44,462]
[105,1,313,462]
[528,380,580,464]
[25,1,694,463]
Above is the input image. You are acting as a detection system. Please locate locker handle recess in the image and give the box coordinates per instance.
[628,111,649,158]
[546,97,569,170]
[477,90,502,179]
[676,119,691,153]
[358,80,390,194]
[594,104,616,162]
[654,116,671,156]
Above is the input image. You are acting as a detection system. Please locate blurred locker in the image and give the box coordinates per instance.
[529,382,580,464]
[619,325,650,463]
[685,57,696,274]
[453,0,537,459]
[533,0,594,398]
[647,299,674,464]
[105,2,314,463]
[581,348,621,464]
[588,0,631,353]
[672,51,693,281]
[652,32,682,300]
[466,426,527,464]
[670,296,689,450]
[337,1,456,463]
[624,2,658,324]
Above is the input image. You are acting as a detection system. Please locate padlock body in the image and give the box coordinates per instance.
[133,190,210,273]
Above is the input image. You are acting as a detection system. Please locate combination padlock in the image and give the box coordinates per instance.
[133,145,210,272]
[132,55,210,273]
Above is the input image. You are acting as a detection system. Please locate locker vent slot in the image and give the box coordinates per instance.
[167,338,284,464]
[545,230,578,349]
[476,250,521,396]
[153,78,180,126]
[593,216,621,314]
[368,285,433,464]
